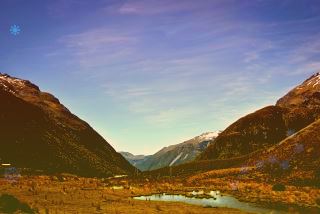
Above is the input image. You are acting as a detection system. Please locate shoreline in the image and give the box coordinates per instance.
[130,188,319,214]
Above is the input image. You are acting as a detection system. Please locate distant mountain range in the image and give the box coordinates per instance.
[0,73,135,177]
[120,132,220,171]
[119,152,149,168]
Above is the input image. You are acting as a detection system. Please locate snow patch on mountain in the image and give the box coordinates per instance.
[304,72,320,88]
[183,153,189,160]
[169,152,183,166]
[197,131,221,141]
[0,75,25,88]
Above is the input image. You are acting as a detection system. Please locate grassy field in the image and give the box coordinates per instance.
[0,175,249,214]
[0,167,319,213]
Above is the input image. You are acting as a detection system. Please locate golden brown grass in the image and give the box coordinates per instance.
[1,168,319,213]
[0,175,248,214]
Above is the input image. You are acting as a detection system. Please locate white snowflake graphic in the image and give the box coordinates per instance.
[10,25,21,36]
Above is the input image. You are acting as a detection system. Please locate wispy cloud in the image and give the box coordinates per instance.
[58,28,138,68]
[118,0,211,15]
[38,0,320,153]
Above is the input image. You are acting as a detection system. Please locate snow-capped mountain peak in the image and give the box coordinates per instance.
[121,131,220,171]
[197,131,221,141]
[0,73,38,92]
[303,72,320,88]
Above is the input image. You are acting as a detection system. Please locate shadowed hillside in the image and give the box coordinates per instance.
[0,74,135,177]
[245,118,320,186]
[199,106,287,160]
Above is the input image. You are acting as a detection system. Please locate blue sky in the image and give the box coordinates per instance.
[1,0,320,155]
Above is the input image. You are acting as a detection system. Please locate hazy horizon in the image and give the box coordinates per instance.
[1,0,320,155]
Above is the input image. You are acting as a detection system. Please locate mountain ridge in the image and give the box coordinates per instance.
[198,72,320,161]
[121,131,220,171]
[0,73,135,177]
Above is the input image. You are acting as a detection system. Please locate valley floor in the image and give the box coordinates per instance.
[0,171,319,214]
[0,175,248,214]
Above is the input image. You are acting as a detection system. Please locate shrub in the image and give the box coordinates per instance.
[272,183,286,191]
[0,194,34,213]
[315,169,320,188]
[156,204,162,211]
[261,160,291,178]
[316,198,320,206]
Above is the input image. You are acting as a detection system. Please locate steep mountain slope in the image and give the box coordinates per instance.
[0,73,135,177]
[119,152,149,167]
[277,72,320,132]
[245,117,320,185]
[130,132,219,171]
[199,106,287,160]
[199,73,320,160]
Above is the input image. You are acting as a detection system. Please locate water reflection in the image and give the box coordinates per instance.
[133,191,287,214]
